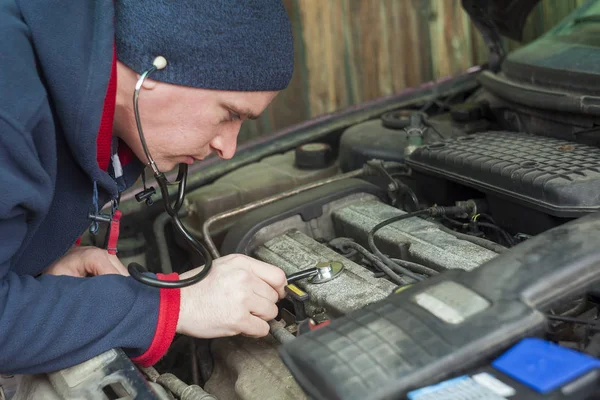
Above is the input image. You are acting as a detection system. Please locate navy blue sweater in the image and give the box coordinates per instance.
[0,0,168,373]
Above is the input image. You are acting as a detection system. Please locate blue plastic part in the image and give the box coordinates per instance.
[492,338,600,393]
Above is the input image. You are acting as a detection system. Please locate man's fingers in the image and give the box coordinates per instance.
[86,252,129,276]
[241,315,270,338]
[248,294,279,321]
[241,257,287,298]
[252,276,279,304]
[88,262,121,276]
[108,254,130,276]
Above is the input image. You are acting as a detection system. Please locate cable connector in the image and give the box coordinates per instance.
[429,205,472,217]
[456,199,488,217]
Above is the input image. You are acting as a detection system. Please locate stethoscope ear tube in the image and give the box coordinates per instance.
[127,58,213,289]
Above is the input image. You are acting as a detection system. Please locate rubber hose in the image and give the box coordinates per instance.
[436,223,507,253]
[156,373,217,400]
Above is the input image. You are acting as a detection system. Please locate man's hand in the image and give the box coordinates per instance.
[43,246,130,277]
[177,254,287,339]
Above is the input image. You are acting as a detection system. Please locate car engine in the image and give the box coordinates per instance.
[33,2,600,398]
[71,70,597,399]
[183,128,600,400]
[41,87,600,400]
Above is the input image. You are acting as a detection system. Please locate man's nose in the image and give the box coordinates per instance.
[209,127,239,160]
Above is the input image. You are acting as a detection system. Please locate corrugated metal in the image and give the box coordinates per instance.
[238,0,585,143]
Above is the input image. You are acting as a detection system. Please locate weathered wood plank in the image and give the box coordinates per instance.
[238,0,584,144]
[428,0,474,79]
[469,20,488,66]
[392,0,435,89]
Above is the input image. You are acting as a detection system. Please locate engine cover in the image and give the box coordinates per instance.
[222,178,500,319]
[255,229,397,318]
[216,178,504,400]
[331,200,498,272]
[407,131,600,218]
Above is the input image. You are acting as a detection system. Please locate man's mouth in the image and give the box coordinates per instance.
[182,155,205,165]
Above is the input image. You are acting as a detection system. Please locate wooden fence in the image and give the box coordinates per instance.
[238,0,589,143]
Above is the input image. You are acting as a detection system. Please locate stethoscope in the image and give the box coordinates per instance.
[126,56,214,289]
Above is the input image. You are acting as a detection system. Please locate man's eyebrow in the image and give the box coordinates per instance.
[224,104,259,120]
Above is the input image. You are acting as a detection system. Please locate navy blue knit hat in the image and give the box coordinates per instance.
[114,1,294,92]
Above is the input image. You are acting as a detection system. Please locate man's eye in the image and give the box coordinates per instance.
[229,111,241,121]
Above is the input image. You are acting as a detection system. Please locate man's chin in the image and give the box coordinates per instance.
[150,160,178,173]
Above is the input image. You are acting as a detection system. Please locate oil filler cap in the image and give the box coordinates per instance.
[295,143,333,170]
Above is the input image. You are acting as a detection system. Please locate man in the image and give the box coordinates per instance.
[0,0,293,374]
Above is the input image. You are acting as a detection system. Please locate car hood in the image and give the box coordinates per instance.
[461,0,541,70]
[462,0,541,41]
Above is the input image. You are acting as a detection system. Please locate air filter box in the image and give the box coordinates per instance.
[406,131,600,218]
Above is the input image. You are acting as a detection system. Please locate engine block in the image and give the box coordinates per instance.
[208,180,502,400]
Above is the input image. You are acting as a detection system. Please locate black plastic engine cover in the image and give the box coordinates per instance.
[406,131,600,218]
[279,211,600,400]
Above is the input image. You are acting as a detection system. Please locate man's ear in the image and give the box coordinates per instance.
[137,75,158,90]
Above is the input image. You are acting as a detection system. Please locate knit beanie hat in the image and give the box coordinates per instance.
[114,1,294,92]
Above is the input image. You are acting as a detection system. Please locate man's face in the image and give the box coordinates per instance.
[114,61,279,171]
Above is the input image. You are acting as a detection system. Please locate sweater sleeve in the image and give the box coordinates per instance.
[0,208,180,374]
[0,120,180,374]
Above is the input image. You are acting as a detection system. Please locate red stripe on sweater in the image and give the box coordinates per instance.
[96,43,136,171]
[96,45,117,172]
[131,273,181,367]
[117,143,135,166]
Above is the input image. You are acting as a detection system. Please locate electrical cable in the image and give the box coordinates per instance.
[435,223,507,253]
[329,238,412,285]
[390,258,439,277]
[367,209,432,282]
[397,183,420,211]
[438,214,510,252]
[330,238,438,279]
[477,221,516,246]
[477,213,497,224]
[368,160,420,211]
[442,215,467,228]
[367,205,486,281]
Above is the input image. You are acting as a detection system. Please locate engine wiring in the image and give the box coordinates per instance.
[329,238,438,286]
[439,213,514,250]
[364,161,512,280]
[435,222,508,254]
[330,238,408,286]
[367,206,473,284]
[472,213,516,246]
[477,221,516,246]
[367,159,420,211]
[371,160,515,250]
[390,258,438,277]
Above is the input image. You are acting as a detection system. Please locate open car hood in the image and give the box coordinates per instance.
[462,0,541,70]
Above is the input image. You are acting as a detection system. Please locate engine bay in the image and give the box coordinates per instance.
[132,78,600,399]
[55,2,600,397]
